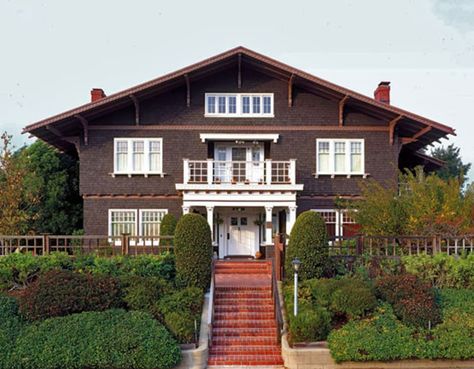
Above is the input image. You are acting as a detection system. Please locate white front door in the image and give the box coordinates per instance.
[227,215,258,256]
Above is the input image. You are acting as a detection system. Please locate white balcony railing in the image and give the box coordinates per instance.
[183,159,296,185]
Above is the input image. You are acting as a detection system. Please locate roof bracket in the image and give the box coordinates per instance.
[338,95,349,127]
[75,114,89,146]
[184,74,191,108]
[288,74,295,108]
[412,126,432,140]
[130,95,140,125]
[237,53,242,88]
[389,115,403,145]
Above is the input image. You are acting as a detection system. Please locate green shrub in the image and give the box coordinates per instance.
[158,287,203,343]
[122,276,171,312]
[0,253,42,290]
[402,253,474,289]
[121,254,175,280]
[0,294,23,369]
[376,273,441,328]
[18,270,123,321]
[174,213,212,289]
[331,282,377,319]
[9,309,181,369]
[285,211,329,280]
[437,288,474,318]
[160,213,177,248]
[288,307,331,344]
[328,304,416,362]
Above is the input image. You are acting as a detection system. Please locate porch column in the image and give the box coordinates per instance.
[288,205,297,235]
[206,206,214,241]
[182,205,190,215]
[265,205,273,245]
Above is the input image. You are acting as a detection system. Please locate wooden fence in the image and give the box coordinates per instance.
[328,235,474,257]
[0,234,174,256]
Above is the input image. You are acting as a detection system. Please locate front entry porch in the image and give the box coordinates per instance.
[182,204,297,259]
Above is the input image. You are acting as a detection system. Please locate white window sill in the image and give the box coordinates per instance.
[314,173,369,179]
[204,114,274,118]
[110,173,166,178]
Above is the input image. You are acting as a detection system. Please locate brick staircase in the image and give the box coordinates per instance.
[208,260,283,367]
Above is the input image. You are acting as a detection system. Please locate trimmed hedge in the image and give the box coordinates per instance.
[288,307,331,344]
[376,273,441,328]
[328,305,416,362]
[285,211,329,280]
[0,253,175,292]
[160,213,177,247]
[18,270,123,321]
[158,287,203,343]
[9,309,181,369]
[0,294,24,369]
[174,213,212,290]
[122,276,172,312]
[331,282,377,320]
[437,288,474,318]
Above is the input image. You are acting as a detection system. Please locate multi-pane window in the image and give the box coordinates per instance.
[109,210,137,236]
[140,210,167,236]
[316,139,364,175]
[205,93,273,117]
[109,209,167,237]
[313,209,360,237]
[114,138,163,175]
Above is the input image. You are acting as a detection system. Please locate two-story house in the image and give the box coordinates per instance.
[23,47,455,258]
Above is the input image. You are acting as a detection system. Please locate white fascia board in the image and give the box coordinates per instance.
[199,133,279,143]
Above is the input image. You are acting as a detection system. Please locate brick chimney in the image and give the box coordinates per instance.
[374,81,390,104]
[90,88,106,102]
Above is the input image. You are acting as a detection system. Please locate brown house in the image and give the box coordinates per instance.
[23,47,455,258]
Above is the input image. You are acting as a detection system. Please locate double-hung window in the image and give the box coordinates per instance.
[114,138,163,175]
[108,209,168,237]
[316,139,364,175]
[205,93,273,117]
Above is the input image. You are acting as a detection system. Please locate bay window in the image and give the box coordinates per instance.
[113,138,163,175]
[316,139,365,175]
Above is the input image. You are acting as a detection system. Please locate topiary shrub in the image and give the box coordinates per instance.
[376,273,441,328]
[9,309,181,369]
[331,281,377,320]
[174,213,212,290]
[285,211,329,280]
[288,307,331,344]
[160,213,177,248]
[18,270,123,321]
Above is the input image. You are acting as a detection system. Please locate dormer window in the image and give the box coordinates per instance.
[205,93,274,117]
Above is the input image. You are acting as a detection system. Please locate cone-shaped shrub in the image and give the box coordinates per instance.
[285,211,329,280]
[174,213,212,290]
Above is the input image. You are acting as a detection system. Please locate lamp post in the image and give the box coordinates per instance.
[292,257,301,316]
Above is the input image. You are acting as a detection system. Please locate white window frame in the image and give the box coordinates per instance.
[204,93,274,117]
[315,138,365,176]
[312,209,357,237]
[138,209,168,237]
[108,209,138,237]
[113,138,163,176]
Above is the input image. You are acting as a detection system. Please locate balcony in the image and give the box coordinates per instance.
[182,159,296,186]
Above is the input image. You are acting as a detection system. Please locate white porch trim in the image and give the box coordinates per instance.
[199,133,279,143]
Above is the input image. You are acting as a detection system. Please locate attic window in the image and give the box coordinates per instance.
[205,93,273,117]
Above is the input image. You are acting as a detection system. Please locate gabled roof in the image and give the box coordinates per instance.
[23,46,455,152]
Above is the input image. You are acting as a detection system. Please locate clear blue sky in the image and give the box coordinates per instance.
[1,0,473,182]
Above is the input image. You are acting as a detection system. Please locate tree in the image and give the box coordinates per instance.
[18,140,82,234]
[285,211,329,280]
[174,213,212,290]
[431,144,471,187]
[0,133,38,234]
[346,167,474,236]
[160,213,177,248]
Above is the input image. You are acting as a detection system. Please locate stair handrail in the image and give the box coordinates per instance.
[207,258,216,348]
[271,258,284,343]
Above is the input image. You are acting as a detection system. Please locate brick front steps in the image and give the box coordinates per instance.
[208,261,283,367]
